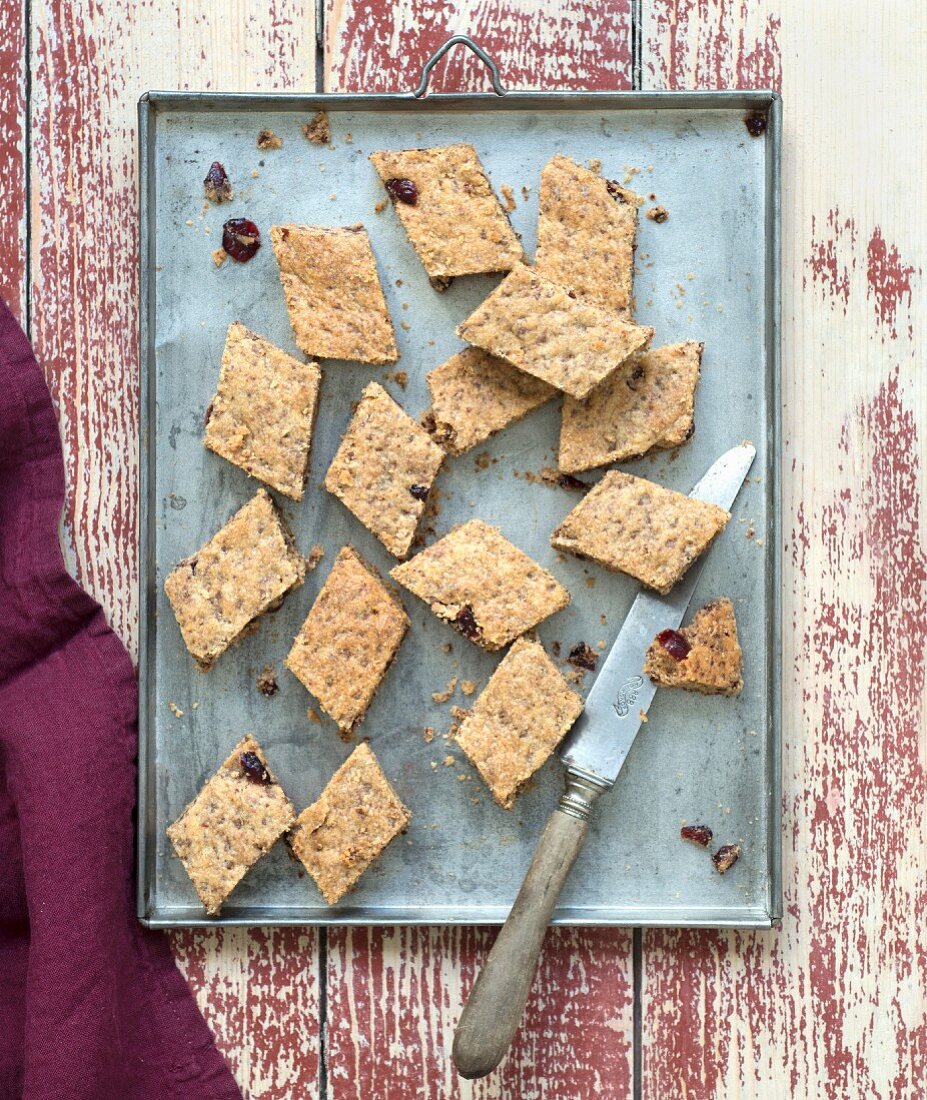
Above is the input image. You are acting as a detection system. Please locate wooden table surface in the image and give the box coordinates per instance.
[5,1,925,1096]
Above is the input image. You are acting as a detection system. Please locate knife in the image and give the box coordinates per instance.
[452,443,756,1079]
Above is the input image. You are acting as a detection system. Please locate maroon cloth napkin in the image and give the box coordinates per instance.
[0,297,241,1100]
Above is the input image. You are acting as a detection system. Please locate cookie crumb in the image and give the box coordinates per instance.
[203,162,233,203]
[432,677,458,704]
[460,679,477,696]
[374,199,388,214]
[647,205,669,223]
[423,727,435,743]
[257,129,282,150]
[567,641,598,672]
[500,184,516,213]
[521,185,531,201]
[212,247,228,268]
[302,111,330,145]
[256,665,279,697]
[639,709,648,722]
[168,701,184,719]
[389,370,408,390]
[306,544,325,571]
[443,755,456,767]
[307,707,322,725]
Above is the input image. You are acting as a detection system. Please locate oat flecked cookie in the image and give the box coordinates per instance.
[559,341,703,473]
[285,547,409,733]
[204,322,322,499]
[391,519,570,650]
[166,735,296,915]
[644,598,743,695]
[455,637,583,808]
[550,472,730,594]
[535,154,639,317]
[423,346,556,455]
[457,264,654,400]
[369,143,524,281]
[164,489,305,669]
[270,224,398,364]
[324,382,445,558]
[290,742,411,904]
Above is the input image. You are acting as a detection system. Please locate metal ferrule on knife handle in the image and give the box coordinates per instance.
[557,769,610,822]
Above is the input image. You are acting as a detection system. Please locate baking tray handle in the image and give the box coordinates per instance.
[412,35,507,98]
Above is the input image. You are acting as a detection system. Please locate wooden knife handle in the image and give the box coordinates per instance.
[452,773,606,1080]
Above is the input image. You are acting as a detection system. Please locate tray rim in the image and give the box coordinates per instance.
[137,87,782,929]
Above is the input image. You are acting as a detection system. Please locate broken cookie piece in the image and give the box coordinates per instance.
[302,111,330,145]
[271,224,398,364]
[455,637,583,809]
[391,519,570,650]
[423,346,555,456]
[370,143,524,281]
[550,471,730,594]
[164,489,305,670]
[559,341,703,473]
[535,154,638,316]
[644,598,743,695]
[204,322,321,500]
[457,264,653,400]
[166,736,296,915]
[324,382,445,559]
[203,161,233,203]
[712,844,741,874]
[290,742,411,904]
[285,547,409,733]
[257,128,283,150]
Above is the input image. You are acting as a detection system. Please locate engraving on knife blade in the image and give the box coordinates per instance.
[613,675,644,718]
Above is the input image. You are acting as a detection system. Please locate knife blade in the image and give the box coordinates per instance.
[560,441,756,787]
[453,443,756,1081]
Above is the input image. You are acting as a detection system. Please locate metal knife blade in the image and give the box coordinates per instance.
[559,443,756,787]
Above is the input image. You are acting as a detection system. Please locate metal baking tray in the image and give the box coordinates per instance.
[137,46,781,928]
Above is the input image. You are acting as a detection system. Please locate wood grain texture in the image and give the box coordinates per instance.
[641,2,927,1096]
[171,928,321,1099]
[324,0,633,93]
[0,0,27,323]
[325,926,633,1100]
[323,7,636,1095]
[26,4,320,1097]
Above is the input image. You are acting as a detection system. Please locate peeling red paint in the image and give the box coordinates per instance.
[171,927,321,1100]
[325,926,633,1100]
[0,0,26,322]
[804,208,856,309]
[866,228,918,339]
[325,0,633,93]
[645,0,782,92]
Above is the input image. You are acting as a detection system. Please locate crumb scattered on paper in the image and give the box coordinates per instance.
[306,544,325,571]
[257,129,282,150]
[500,184,516,212]
[257,665,279,697]
[212,247,228,268]
[460,680,477,696]
[168,702,184,719]
[647,205,669,223]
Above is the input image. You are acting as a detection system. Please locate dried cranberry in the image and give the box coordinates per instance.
[657,628,691,661]
[204,161,233,203]
[409,483,429,501]
[568,642,598,671]
[239,751,270,784]
[681,824,713,847]
[712,844,741,874]
[385,178,418,205]
[454,606,482,642]
[557,473,588,492]
[222,218,261,262]
[626,363,645,391]
[744,113,767,137]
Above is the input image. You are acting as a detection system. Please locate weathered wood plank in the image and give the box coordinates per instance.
[27,3,320,1096]
[324,0,633,93]
[325,926,633,1100]
[323,5,635,1095]
[641,2,927,1096]
[171,928,321,1100]
[0,0,27,323]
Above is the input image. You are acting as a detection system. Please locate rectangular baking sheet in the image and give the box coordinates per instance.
[138,88,781,927]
